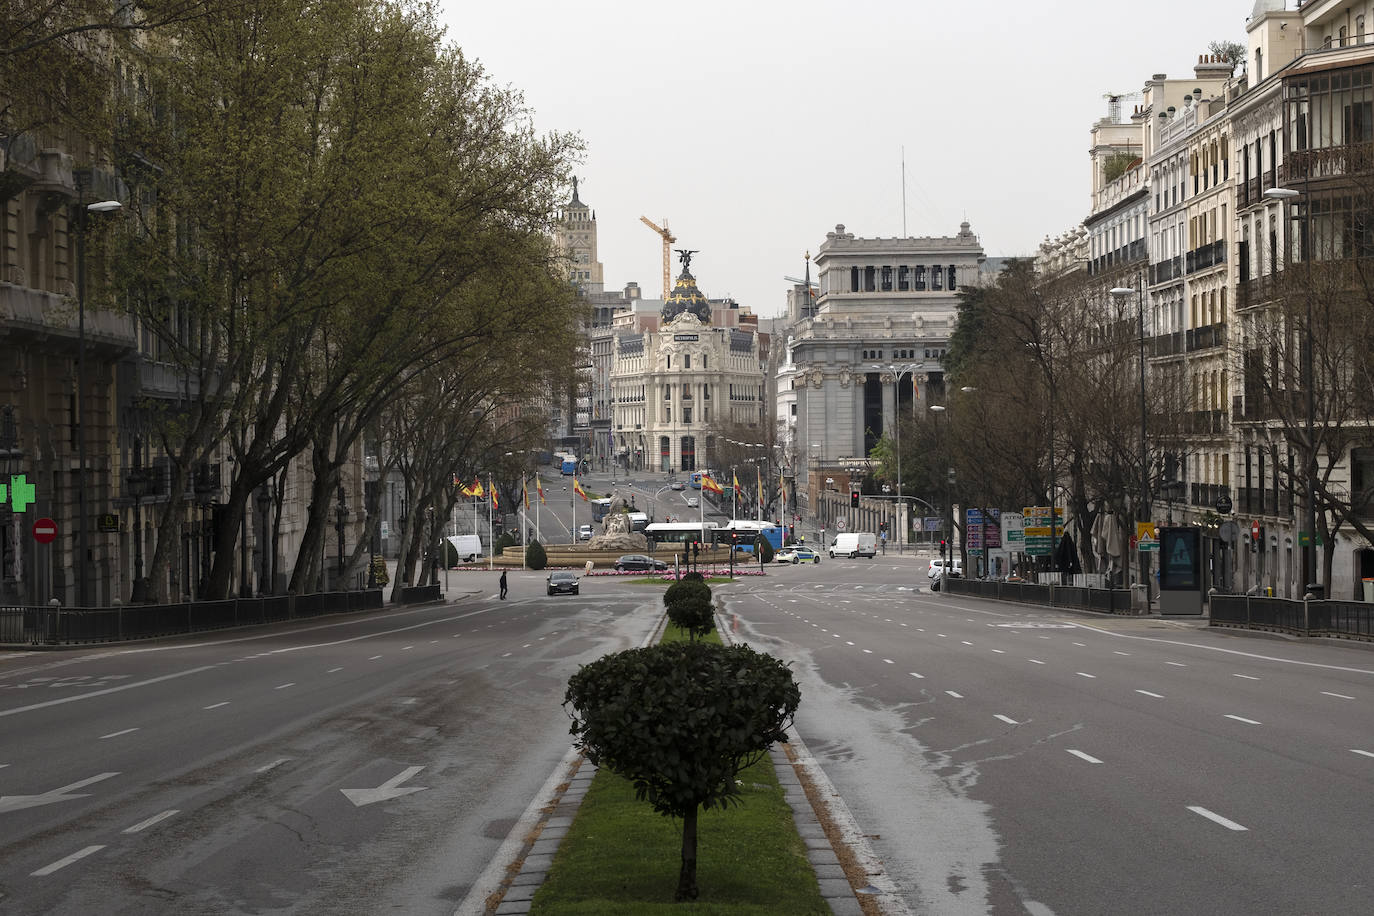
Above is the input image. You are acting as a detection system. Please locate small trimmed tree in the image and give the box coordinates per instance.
[525,538,547,570]
[755,536,775,564]
[564,641,801,901]
[666,595,714,639]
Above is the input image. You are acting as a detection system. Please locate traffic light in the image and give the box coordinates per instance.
[940,538,947,551]
[850,489,860,508]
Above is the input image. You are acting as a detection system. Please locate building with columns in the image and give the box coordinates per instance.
[785,223,988,510]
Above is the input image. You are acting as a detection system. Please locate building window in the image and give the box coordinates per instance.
[898,266,909,291]
[664,386,671,400]
[683,407,692,424]
[666,355,671,369]
[702,355,707,369]
[880,265,892,291]
[682,383,692,400]
[684,354,691,369]
[703,384,710,400]
[790,403,797,416]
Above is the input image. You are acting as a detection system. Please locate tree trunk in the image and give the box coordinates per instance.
[674,805,699,902]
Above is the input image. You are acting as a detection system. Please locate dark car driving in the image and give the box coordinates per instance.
[614,554,669,572]
[547,571,580,595]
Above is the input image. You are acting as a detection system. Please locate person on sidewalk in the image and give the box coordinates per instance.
[499,570,508,600]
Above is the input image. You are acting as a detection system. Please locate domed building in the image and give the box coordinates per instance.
[611,253,769,473]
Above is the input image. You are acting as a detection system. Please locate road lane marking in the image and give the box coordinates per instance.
[946,691,963,698]
[1188,806,1247,831]
[32,845,105,876]
[909,672,925,679]
[961,641,973,646]
[1225,714,1261,725]
[883,658,894,664]
[1166,662,1188,667]
[994,714,1019,725]
[368,655,382,660]
[203,702,229,710]
[1066,749,1102,764]
[275,683,294,690]
[1028,659,1045,665]
[991,649,1005,654]
[123,810,179,834]
[256,758,290,773]
[1072,642,1086,647]
[99,728,139,740]
[862,649,873,654]
[1136,690,1165,698]
[1322,691,1354,699]
[1113,651,1130,656]
[327,667,343,674]
[1352,749,1374,759]
[402,646,414,651]
[1233,674,1260,680]
[0,666,219,719]
[0,772,120,814]
[1077,672,1097,678]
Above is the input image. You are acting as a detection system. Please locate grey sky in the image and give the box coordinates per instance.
[441,1,1248,318]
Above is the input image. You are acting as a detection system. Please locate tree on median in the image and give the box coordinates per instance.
[563,641,801,902]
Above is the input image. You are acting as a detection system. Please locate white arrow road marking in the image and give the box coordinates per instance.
[341,766,428,807]
[0,772,119,814]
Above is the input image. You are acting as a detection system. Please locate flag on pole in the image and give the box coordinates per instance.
[700,473,724,496]
[461,478,482,498]
[523,478,529,510]
[758,466,764,507]
[573,478,589,501]
[537,477,546,504]
[732,471,740,507]
[490,476,499,511]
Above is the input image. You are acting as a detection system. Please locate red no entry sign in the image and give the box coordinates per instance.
[33,517,57,544]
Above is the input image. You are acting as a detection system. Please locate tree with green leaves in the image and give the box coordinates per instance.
[564,641,801,901]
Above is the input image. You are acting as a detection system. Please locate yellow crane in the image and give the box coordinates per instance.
[639,216,676,299]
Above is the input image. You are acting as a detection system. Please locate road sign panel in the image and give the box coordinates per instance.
[32,517,57,544]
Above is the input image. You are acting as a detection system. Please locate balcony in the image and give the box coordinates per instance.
[1186,323,1226,352]
[1149,256,1183,285]
[1185,240,1226,275]
[1285,143,1374,183]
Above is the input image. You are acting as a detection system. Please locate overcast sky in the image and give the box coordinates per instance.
[440,0,1250,318]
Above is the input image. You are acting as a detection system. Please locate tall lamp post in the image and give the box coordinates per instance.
[1111,281,1153,609]
[929,404,953,573]
[1264,185,1318,597]
[72,178,122,607]
[871,363,921,552]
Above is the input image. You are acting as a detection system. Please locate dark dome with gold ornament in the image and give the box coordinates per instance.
[661,248,712,323]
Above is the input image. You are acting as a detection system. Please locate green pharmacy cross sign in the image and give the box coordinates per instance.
[0,474,36,512]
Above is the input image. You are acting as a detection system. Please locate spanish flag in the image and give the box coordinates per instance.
[573,478,589,501]
[699,473,724,496]
[523,478,529,510]
[461,478,482,498]
[537,477,546,504]
[490,476,499,511]
[732,471,740,502]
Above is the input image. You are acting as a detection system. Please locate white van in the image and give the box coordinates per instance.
[446,534,484,563]
[829,532,877,559]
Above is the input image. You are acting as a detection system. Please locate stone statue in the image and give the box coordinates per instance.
[675,248,698,271]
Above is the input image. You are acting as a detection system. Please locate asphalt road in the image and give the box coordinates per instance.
[720,556,1374,916]
[0,576,656,915]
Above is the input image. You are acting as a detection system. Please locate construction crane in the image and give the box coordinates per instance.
[639,216,675,299]
[1102,91,1142,122]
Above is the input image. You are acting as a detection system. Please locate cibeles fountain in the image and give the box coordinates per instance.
[587,493,649,551]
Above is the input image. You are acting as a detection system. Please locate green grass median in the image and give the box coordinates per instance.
[529,623,829,914]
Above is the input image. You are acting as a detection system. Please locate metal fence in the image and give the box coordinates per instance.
[946,578,1134,614]
[1209,595,1374,641]
[0,589,384,647]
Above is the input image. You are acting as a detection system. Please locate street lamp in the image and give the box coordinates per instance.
[871,363,921,552]
[929,404,954,573]
[73,179,122,606]
[126,441,148,603]
[1111,281,1153,609]
[1264,185,1319,597]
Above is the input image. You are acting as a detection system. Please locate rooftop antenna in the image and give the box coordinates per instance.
[901,147,908,237]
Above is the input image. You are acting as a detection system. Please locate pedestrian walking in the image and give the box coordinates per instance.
[499,569,508,600]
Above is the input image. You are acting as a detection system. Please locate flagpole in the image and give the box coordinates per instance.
[521,474,527,570]
[757,465,762,522]
[571,475,576,545]
[487,473,494,571]
[731,466,736,522]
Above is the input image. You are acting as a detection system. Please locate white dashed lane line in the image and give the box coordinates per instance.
[99,728,138,740]
[123,809,179,834]
[1077,672,1097,679]
[1136,690,1166,698]
[1232,674,1260,680]
[327,667,343,673]
[1224,714,1262,726]
[946,691,963,698]
[1166,661,1188,667]
[203,701,229,710]
[32,845,105,876]
[1322,691,1354,699]
[1352,749,1374,759]
[1066,749,1103,764]
[1188,806,1248,831]
[274,683,294,690]
[994,714,1019,725]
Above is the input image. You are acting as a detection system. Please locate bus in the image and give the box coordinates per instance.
[644,521,719,546]
[712,520,783,552]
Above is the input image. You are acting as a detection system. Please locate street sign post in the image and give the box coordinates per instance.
[1021,506,1061,557]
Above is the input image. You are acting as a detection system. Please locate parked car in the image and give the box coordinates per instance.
[774,546,821,564]
[927,558,963,579]
[578,524,593,540]
[614,554,669,572]
[547,571,580,595]
[930,570,961,591]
